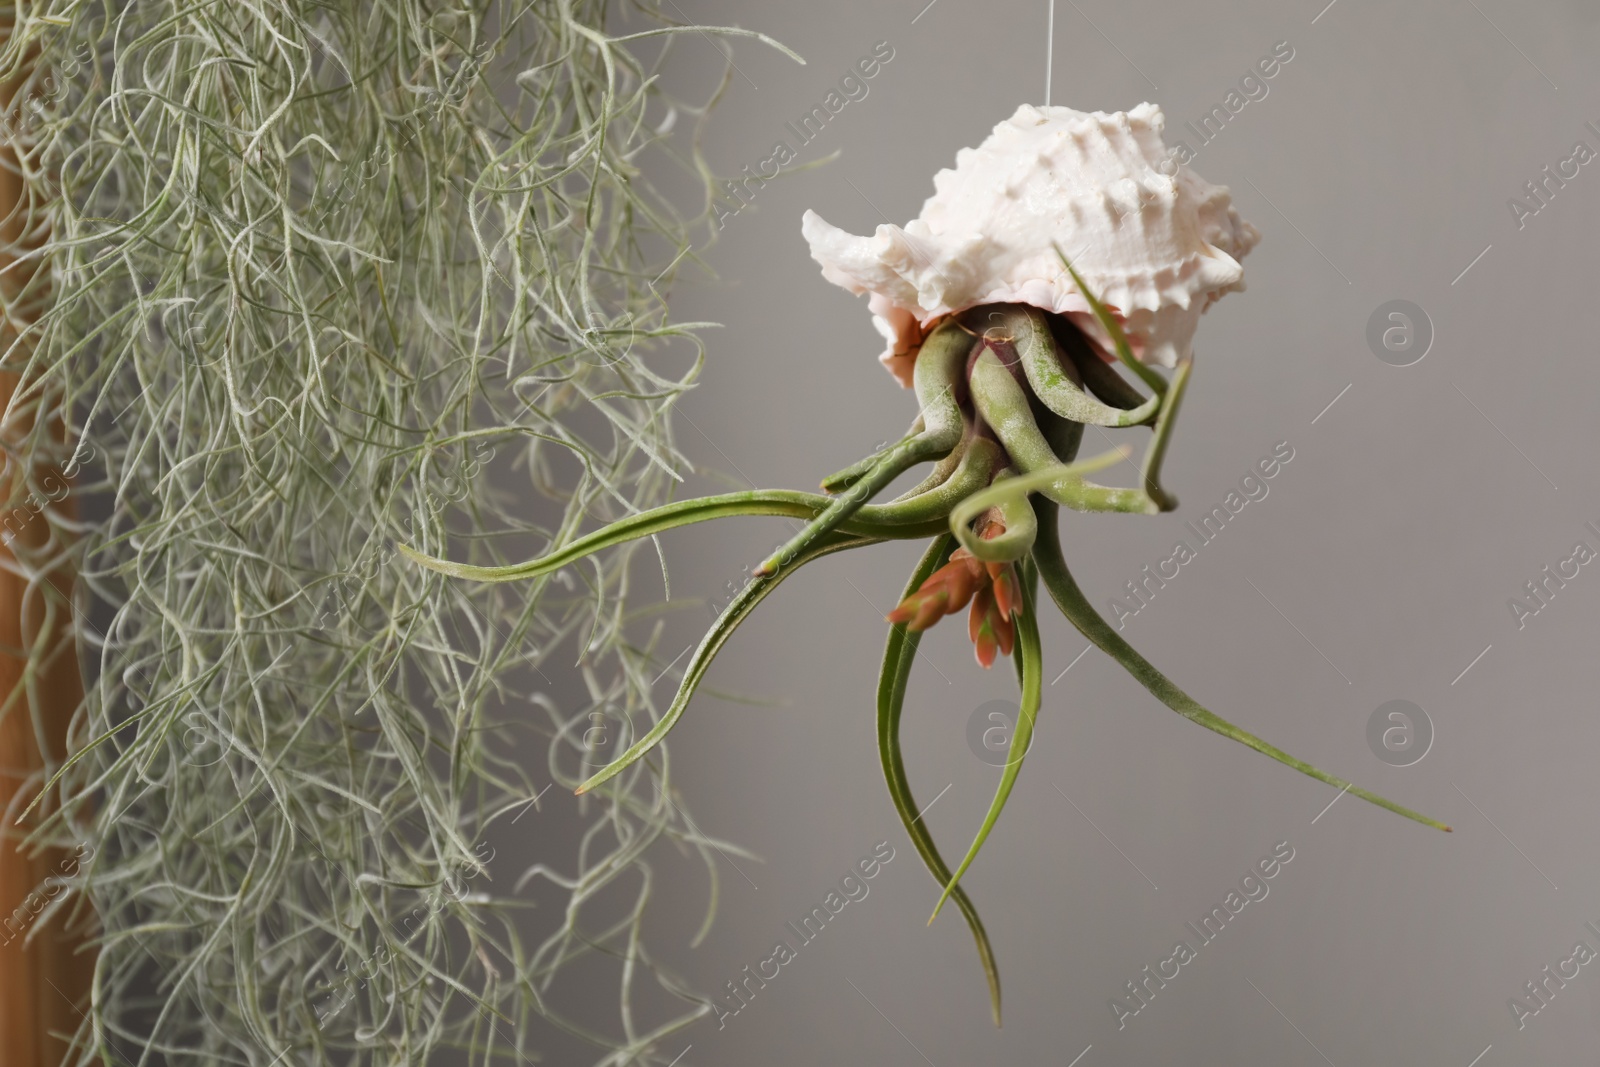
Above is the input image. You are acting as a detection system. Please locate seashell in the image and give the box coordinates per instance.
[802,102,1260,386]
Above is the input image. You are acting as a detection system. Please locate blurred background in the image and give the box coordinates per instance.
[560,1,1600,1063]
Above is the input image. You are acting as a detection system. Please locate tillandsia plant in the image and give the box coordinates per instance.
[3,2,802,1063]
[406,103,1451,1025]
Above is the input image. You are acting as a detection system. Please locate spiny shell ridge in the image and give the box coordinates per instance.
[802,102,1260,385]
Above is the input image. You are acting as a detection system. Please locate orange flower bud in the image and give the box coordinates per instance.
[890,524,1022,666]
[969,586,998,668]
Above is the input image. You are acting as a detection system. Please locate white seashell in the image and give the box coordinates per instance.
[802,102,1260,386]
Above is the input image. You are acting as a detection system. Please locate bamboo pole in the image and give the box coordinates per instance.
[0,16,94,1065]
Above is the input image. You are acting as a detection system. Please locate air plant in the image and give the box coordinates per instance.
[404,103,1449,1026]
[8,2,811,1061]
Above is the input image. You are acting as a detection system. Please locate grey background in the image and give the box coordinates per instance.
[624,1,1600,1063]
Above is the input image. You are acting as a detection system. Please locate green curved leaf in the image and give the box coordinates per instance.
[930,558,1044,924]
[398,491,944,583]
[947,446,1131,557]
[1009,305,1160,427]
[1052,245,1167,397]
[755,320,971,576]
[878,535,1003,1027]
[1029,500,1451,833]
[948,468,1038,563]
[822,432,908,493]
[576,532,883,794]
[1052,313,1155,414]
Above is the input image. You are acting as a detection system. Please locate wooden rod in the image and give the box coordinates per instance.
[0,19,94,1066]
